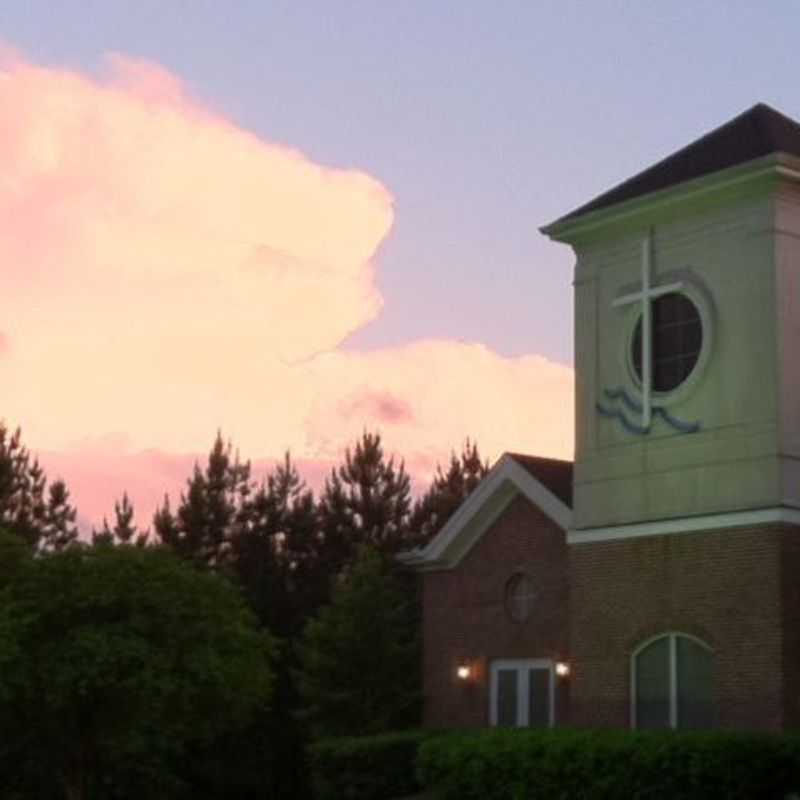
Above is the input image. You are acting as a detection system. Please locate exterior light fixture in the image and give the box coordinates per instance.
[457,665,471,681]
[555,661,570,678]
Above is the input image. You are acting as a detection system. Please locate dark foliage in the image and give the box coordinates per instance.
[309,730,434,800]
[153,431,251,569]
[92,493,149,547]
[0,543,275,800]
[0,423,78,551]
[410,439,488,546]
[417,728,800,800]
[154,440,323,798]
[296,547,420,738]
[231,452,321,639]
[317,431,413,572]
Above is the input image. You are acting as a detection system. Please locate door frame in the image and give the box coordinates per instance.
[489,658,555,727]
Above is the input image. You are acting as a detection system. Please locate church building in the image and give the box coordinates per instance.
[401,103,800,731]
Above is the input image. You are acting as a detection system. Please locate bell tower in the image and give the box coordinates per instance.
[543,103,800,536]
[541,104,800,732]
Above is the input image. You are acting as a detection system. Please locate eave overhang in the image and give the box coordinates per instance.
[398,453,572,572]
[541,152,800,246]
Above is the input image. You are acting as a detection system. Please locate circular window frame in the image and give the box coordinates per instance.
[619,272,714,409]
[504,572,536,624]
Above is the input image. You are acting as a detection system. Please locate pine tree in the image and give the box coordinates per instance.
[112,492,148,546]
[231,452,318,637]
[93,493,148,547]
[154,432,252,569]
[39,480,79,551]
[0,423,78,551]
[317,432,412,579]
[0,424,46,547]
[410,438,490,546]
[91,520,114,547]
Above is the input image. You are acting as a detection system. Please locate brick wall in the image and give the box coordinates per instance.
[421,494,569,728]
[781,531,800,729]
[569,525,798,731]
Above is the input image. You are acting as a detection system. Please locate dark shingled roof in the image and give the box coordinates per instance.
[507,453,573,508]
[551,103,800,227]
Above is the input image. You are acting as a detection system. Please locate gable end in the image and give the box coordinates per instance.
[399,453,573,571]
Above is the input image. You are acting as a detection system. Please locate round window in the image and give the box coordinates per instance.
[631,292,702,393]
[505,573,536,623]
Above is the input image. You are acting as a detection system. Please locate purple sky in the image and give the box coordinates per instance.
[6,1,799,366]
[2,2,800,528]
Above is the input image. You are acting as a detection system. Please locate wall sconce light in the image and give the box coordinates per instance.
[555,661,571,678]
[456,664,472,681]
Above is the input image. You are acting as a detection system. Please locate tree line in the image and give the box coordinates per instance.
[0,423,489,799]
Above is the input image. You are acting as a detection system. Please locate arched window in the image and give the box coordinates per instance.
[632,633,714,730]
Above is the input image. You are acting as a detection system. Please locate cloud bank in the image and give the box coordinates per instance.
[0,50,573,528]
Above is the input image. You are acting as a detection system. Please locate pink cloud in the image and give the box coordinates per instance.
[0,49,573,528]
[338,391,415,425]
[303,341,573,479]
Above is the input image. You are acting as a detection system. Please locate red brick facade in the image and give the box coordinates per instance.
[421,494,569,728]
[570,524,800,731]
[420,498,800,731]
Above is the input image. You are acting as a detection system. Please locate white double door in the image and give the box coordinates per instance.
[489,659,555,728]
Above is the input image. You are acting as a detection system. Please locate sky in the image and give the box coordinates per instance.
[1,1,799,529]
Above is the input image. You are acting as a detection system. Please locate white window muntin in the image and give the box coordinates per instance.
[630,631,713,730]
[489,658,555,728]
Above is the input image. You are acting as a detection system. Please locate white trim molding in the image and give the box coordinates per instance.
[489,658,556,728]
[398,454,572,571]
[541,152,800,243]
[568,506,800,545]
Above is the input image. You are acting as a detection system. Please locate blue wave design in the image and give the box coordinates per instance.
[603,387,642,414]
[598,387,700,436]
[596,402,649,435]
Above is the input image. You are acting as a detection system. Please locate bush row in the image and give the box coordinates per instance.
[417,728,800,800]
[309,729,434,800]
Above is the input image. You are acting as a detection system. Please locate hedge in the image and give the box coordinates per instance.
[417,728,800,800]
[309,729,435,800]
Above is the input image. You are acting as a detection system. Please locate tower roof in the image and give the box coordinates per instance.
[550,103,800,227]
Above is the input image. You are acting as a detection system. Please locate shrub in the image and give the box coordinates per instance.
[417,728,800,800]
[310,729,435,800]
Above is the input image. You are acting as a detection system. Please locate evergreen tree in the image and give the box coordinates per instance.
[232,453,319,638]
[295,546,420,738]
[0,424,47,548]
[0,424,78,551]
[91,522,114,547]
[317,432,412,580]
[410,438,489,546]
[39,480,79,551]
[154,432,252,569]
[92,492,148,547]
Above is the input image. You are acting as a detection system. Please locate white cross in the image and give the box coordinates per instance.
[612,232,683,429]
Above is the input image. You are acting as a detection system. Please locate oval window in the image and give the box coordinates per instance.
[505,573,536,623]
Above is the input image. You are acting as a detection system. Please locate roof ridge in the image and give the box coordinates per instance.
[545,103,800,229]
[506,451,573,465]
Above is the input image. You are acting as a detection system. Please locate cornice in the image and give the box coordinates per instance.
[542,153,800,246]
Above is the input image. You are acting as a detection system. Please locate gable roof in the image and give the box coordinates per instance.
[507,453,573,507]
[398,452,573,571]
[547,103,800,228]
